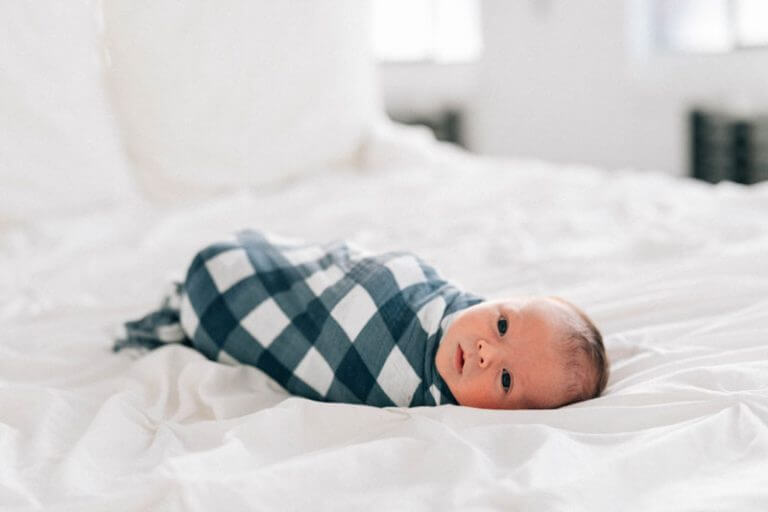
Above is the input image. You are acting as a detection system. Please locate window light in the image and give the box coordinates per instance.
[372,0,483,63]
[653,0,768,53]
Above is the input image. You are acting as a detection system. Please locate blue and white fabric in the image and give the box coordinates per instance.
[115,230,483,407]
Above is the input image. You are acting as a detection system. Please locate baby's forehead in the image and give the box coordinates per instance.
[494,296,580,327]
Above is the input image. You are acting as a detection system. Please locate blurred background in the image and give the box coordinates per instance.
[375,0,768,183]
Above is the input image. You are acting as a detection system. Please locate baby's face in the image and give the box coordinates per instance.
[435,297,578,410]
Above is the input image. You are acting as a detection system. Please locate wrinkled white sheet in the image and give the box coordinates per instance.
[2,140,768,510]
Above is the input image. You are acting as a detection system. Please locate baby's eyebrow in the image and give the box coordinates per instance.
[498,304,522,322]
[501,300,523,310]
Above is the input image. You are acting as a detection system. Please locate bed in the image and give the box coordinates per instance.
[2,2,767,510]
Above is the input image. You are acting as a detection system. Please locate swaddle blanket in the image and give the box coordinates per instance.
[115,230,483,407]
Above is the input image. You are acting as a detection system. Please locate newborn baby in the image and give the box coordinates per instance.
[436,297,608,409]
[116,230,609,409]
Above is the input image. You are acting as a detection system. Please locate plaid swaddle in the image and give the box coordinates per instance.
[115,230,483,407]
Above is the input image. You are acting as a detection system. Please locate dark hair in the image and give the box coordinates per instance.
[550,297,610,406]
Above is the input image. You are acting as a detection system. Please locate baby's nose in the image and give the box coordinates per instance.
[476,339,493,368]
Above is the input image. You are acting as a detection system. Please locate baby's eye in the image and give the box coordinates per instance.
[501,369,512,392]
[497,316,508,335]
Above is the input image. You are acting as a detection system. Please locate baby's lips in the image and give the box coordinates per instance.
[454,343,465,374]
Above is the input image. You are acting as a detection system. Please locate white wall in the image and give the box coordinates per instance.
[379,0,768,176]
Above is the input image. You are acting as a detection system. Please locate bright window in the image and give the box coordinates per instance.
[734,0,768,47]
[654,0,768,53]
[371,0,483,63]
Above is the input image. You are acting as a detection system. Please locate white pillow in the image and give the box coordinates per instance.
[102,0,384,202]
[0,0,137,222]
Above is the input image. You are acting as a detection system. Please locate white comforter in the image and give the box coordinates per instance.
[2,140,768,510]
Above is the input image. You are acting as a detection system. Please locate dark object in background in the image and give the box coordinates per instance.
[691,109,768,184]
[389,109,464,148]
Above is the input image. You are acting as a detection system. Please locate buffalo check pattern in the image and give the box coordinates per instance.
[115,230,483,407]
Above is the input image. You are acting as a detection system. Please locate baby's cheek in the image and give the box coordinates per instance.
[457,384,506,410]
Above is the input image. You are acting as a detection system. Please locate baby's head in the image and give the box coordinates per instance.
[435,296,609,410]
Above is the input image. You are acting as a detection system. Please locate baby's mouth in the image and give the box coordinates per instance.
[454,344,465,374]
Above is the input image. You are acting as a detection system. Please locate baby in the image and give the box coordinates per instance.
[116,230,609,409]
[436,297,608,409]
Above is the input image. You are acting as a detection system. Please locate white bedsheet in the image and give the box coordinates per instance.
[2,138,768,510]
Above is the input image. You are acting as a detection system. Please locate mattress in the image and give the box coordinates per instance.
[2,137,768,511]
